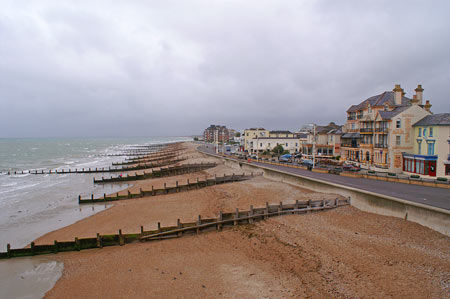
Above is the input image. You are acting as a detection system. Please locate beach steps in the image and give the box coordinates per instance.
[4,158,187,175]
[93,163,217,183]
[0,198,350,259]
[79,173,257,204]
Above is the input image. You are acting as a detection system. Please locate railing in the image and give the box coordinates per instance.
[375,128,388,133]
[374,143,388,148]
[360,128,374,133]
[347,116,356,120]
[341,143,359,148]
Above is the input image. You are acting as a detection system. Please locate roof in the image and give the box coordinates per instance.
[270,130,293,134]
[347,91,411,112]
[341,133,361,138]
[296,133,308,138]
[377,105,411,120]
[247,128,266,130]
[252,137,298,140]
[413,113,450,126]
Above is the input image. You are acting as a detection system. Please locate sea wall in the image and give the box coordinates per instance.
[203,151,450,236]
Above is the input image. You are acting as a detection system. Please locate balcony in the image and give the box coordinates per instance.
[375,128,388,133]
[360,128,374,133]
[375,143,388,148]
[347,116,357,121]
[341,143,359,148]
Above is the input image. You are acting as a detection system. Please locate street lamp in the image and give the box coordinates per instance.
[309,123,316,169]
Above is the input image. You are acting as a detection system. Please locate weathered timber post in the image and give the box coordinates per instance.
[127,190,131,199]
[54,240,58,253]
[278,202,283,216]
[348,196,351,205]
[164,183,167,193]
[140,188,143,197]
[196,177,199,188]
[232,173,235,182]
[119,229,124,246]
[74,238,80,251]
[249,205,254,224]
[177,219,182,237]
[7,243,11,258]
[196,215,201,234]
[251,172,253,177]
[97,233,103,248]
[78,195,81,204]
[265,202,269,220]
[322,199,326,209]
[152,185,154,196]
[31,241,36,255]
[234,208,239,226]
[295,200,299,214]
[176,181,179,192]
[218,211,223,231]
[307,200,312,213]
[335,198,339,207]
[214,174,217,185]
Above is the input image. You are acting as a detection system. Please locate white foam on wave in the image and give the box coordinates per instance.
[1,182,18,187]
[64,161,75,165]
[12,173,31,178]
[0,182,41,195]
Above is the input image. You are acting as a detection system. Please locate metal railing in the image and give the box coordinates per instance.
[374,143,388,148]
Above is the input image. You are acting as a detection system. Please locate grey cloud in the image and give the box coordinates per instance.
[1,0,449,137]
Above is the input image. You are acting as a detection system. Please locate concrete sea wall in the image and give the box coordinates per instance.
[204,152,450,236]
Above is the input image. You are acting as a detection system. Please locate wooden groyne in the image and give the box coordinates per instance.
[79,173,256,204]
[5,158,186,175]
[112,153,179,166]
[0,198,349,259]
[93,163,217,183]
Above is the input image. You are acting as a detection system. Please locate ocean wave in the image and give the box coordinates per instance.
[0,182,40,195]
[64,161,75,165]
[12,173,31,178]
[1,182,18,187]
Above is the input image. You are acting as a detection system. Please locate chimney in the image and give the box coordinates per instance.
[415,84,424,105]
[393,84,403,105]
[424,100,432,112]
[411,95,419,105]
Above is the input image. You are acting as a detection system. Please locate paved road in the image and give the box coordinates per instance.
[199,145,450,211]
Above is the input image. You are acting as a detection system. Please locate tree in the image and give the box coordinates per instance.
[235,132,241,137]
[272,144,285,156]
[193,137,199,141]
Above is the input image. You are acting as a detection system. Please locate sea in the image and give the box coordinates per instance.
[0,136,191,249]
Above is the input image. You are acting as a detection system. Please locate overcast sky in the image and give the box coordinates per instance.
[1,0,449,138]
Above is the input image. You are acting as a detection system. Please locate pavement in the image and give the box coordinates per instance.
[199,145,450,211]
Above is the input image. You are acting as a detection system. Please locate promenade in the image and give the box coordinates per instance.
[200,145,450,211]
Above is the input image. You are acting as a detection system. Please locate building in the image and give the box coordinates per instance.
[403,113,450,177]
[341,84,431,173]
[301,122,342,157]
[243,128,269,152]
[203,125,230,143]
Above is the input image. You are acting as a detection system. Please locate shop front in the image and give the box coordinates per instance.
[403,153,437,177]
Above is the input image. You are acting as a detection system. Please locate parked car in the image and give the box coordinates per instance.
[301,159,314,167]
[343,163,361,171]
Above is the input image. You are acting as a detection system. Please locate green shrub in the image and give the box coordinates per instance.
[410,175,420,179]
[436,177,448,182]
[368,170,375,174]
[387,172,396,176]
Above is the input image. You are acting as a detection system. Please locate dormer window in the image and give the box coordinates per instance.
[396,119,401,129]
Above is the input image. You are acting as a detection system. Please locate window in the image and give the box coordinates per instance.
[417,140,422,155]
[418,128,422,137]
[446,164,450,176]
[429,127,433,137]
[260,143,262,147]
[351,123,355,130]
[427,142,435,155]
[396,136,401,146]
[396,119,401,129]
[423,128,427,137]
[286,143,288,147]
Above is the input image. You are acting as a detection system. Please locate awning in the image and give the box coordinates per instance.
[342,133,361,138]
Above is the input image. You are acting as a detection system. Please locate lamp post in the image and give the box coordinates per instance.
[309,123,316,169]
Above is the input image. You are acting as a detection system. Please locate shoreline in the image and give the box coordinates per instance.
[2,141,449,298]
